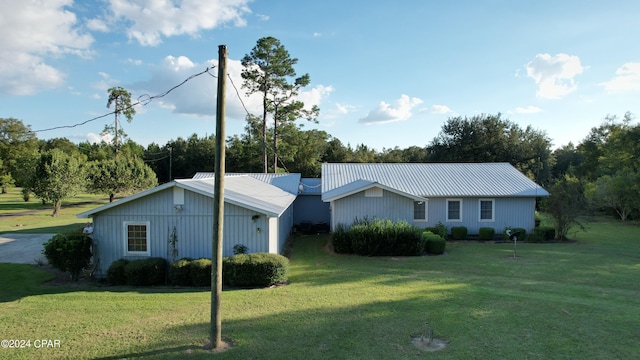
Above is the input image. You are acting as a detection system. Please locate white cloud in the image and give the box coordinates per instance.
[525,53,585,99]
[600,62,640,93]
[514,106,543,114]
[359,95,423,124]
[86,18,109,32]
[0,0,94,95]
[430,105,453,114]
[103,0,252,46]
[132,55,333,123]
[87,132,112,144]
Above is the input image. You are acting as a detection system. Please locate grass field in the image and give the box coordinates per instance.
[0,191,639,359]
[0,188,109,234]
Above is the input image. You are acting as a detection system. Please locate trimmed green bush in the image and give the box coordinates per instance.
[332,219,425,256]
[42,232,93,281]
[190,258,212,286]
[223,253,289,287]
[504,227,527,241]
[124,258,168,286]
[331,223,352,253]
[528,226,556,243]
[479,227,495,241]
[107,259,129,285]
[451,226,468,240]
[169,258,193,286]
[425,222,447,239]
[422,231,446,255]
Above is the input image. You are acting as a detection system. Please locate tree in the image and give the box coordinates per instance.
[31,149,87,216]
[87,154,157,202]
[590,169,640,221]
[242,36,318,173]
[105,86,136,151]
[427,113,552,184]
[0,118,38,186]
[541,175,586,240]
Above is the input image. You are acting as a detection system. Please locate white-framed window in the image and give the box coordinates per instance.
[413,200,427,221]
[123,221,150,256]
[447,199,462,222]
[479,199,495,222]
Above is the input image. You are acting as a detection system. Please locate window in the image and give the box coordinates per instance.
[479,199,494,222]
[447,199,462,221]
[413,200,427,221]
[124,221,150,256]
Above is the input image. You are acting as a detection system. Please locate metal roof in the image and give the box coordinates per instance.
[192,172,301,195]
[78,175,296,218]
[321,163,549,201]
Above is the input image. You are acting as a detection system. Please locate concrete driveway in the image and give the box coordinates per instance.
[0,233,55,264]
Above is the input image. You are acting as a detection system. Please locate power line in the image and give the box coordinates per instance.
[31,66,216,134]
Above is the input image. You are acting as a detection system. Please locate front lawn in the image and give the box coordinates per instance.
[0,219,639,359]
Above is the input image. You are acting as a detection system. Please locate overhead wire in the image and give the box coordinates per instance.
[30,66,216,134]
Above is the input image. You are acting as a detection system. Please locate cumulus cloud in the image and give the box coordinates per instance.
[0,0,94,95]
[600,62,640,93]
[430,105,453,114]
[102,0,252,46]
[514,106,543,114]
[525,53,585,99]
[132,55,331,121]
[359,95,423,124]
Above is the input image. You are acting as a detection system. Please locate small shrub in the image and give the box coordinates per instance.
[528,226,556,243]
[190,258,212,286]
[451,226,468,240]
[425,222,447,239]
[233,244,248,255]
[423,231,446,255]
[478,227,495,241]
[107,259,130,285]
[124,258,168,286]
[42,232,93,281]
[223,253,289,287]
[169,258,193,286]
[503,227,527,241]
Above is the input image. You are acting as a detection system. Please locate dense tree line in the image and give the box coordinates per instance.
[2,111,640,227]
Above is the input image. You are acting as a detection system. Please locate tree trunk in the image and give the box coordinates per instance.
[52,200,61,217]
[109,193,115,203]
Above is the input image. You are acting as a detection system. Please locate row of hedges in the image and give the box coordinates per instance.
[332,219,425,256]
[108,253,289,288]
[170,253,289,288]
[107,257,168,286]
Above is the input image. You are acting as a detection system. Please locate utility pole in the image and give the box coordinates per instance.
[211,44,227,350]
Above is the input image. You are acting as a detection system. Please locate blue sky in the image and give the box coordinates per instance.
[1,0,639,151]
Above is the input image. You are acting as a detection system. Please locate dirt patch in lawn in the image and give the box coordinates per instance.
[410,335,448,352]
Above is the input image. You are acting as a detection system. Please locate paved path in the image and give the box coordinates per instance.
[0,233,55,264]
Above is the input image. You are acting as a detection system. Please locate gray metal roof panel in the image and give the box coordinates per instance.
[321,163,548,199]
[192,172,301,194]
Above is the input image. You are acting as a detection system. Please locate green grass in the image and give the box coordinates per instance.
[0,187,108,234]
[1,219,639,359]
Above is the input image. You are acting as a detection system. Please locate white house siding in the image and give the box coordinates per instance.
[277,205,294,253]
[328,192,537,236]
[91,187,275,277]
[331,189,414,229]
[426,197,536,235]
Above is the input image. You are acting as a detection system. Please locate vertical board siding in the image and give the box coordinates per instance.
[329,191,536,236]
[293,195,330,225]
[93,187,288,277]
[333,189,413,227]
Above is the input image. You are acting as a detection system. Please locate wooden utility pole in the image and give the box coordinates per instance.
[211,44,227,349]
